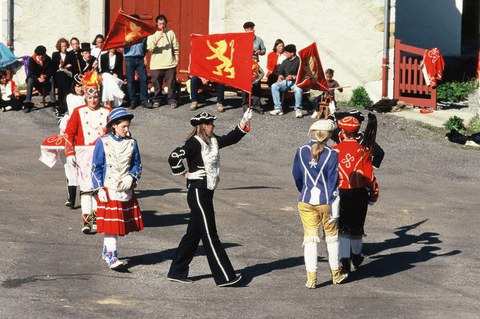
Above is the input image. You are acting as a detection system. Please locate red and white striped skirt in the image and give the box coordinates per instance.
[96,188,144,236]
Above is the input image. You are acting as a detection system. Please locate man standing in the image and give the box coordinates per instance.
[147,14,179,109]
[242,21,266,113]
[124,14,151,109]
[270,44,303,118]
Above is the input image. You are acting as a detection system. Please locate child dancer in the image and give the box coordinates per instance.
[92,108,144,270]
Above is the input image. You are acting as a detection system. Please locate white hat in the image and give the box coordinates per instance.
[309,119,335,133]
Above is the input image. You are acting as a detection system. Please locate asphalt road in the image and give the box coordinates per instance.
[1,97,479,319]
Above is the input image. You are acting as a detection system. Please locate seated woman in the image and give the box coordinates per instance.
[266,39,286,87]
[0,70,21,112]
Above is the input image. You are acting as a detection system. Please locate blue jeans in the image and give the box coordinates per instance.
[271,80,303,110]
[125,57,148,104]
[190,76,225,104]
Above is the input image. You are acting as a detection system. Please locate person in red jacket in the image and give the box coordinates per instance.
[333,116,379,275]
[0,70,21,112]
[64,71,112,234]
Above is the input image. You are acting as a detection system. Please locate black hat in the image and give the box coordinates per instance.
[243,21,255,29]
[190,112,217,126]
[34,45,47,55]
[283,44,296,54]
[80,42,91,52]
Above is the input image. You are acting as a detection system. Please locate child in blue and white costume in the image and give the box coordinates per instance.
[92,107,144,270]
[292,119,347,288]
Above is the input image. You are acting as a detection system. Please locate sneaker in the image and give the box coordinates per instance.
[65,200,74,208]
[189,101,198,111]
[169,103,177,109]
[216,103,225,112]
[218,275,242,287]
[295,109,303,118]
[82,214,93,234]
[168,276,193,284]
[311,111,318,119]
[269,109,283,116]
[152,102,161,108]
[109,259,126,270]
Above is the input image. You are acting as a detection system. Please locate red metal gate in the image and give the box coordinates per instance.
[393,39,437,109]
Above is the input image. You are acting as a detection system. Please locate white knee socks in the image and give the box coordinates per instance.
[339,235,351,259]
[80,194,93,216]
[351,238,363,255]
[304,242,318,272]
[325,236,340,270]
[104,234,118,252]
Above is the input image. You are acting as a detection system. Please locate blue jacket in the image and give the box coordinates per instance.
[292,141,339,205]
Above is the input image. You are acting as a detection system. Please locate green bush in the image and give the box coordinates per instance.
[348,86,372,109]
[467,115,480,134]
[437,79,478,103]
[443,115,466,132]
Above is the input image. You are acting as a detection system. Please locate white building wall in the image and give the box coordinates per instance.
[210,0,389,101]
[2,0,104,58]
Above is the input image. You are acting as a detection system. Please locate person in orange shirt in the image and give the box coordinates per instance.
[266,39,286,87]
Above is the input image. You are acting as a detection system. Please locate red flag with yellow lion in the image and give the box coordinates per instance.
[102,12,157,51]
[189,32,254,93]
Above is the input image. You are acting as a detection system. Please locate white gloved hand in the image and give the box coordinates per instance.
[97,188,108,203]
[118,175,134,190]
[240,109,253,126]
[66,156,77,167]
[187,169,206,180]
[331,195,340,219]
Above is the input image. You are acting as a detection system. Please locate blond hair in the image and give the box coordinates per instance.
[311,130,332,161]
[187,124,210,144]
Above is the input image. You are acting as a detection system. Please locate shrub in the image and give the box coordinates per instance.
[443,115,466,132]
[437,79,478,103]
[466,114,480,134]
[348,86,372,109]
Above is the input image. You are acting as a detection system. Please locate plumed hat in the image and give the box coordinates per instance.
[309,119,335,133]
[338,116,361,133]
[34,45,47,55]
[107,108,134,128]
[81,70,102,96]
[190,112,217,126]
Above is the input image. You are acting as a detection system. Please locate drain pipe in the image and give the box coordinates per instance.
[381,0,390,98]
[7,0,14,52]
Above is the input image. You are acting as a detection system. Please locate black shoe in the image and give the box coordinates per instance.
[352,253,364,269]
[340,258,351,274]
[142,101,155,109]
[167,276,193,284]
[129,103,138,109]
[218,275,242,287]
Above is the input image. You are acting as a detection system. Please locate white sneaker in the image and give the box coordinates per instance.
[311,111,318,119]
[269,109,284,116]
[295,109,303,118]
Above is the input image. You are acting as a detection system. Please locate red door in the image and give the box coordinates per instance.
[106,0,210,80]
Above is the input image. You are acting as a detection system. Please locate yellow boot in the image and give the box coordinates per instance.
[305,272,317,289]
[331,268,348,285]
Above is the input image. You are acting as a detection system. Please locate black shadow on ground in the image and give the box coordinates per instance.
[363,219,441,256]
[124,243,241,270]
[350,246,461,282]
[135,188,185,199]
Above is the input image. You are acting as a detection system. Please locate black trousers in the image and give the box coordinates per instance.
[168,188,236,285]
[338,188,369,237]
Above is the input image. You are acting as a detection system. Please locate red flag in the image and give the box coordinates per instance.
[296,42,329,92]
[102,12,157,51]
[189,32,254,93]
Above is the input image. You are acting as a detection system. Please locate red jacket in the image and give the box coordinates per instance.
[333,139,379,202]
[64,104,112,156]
